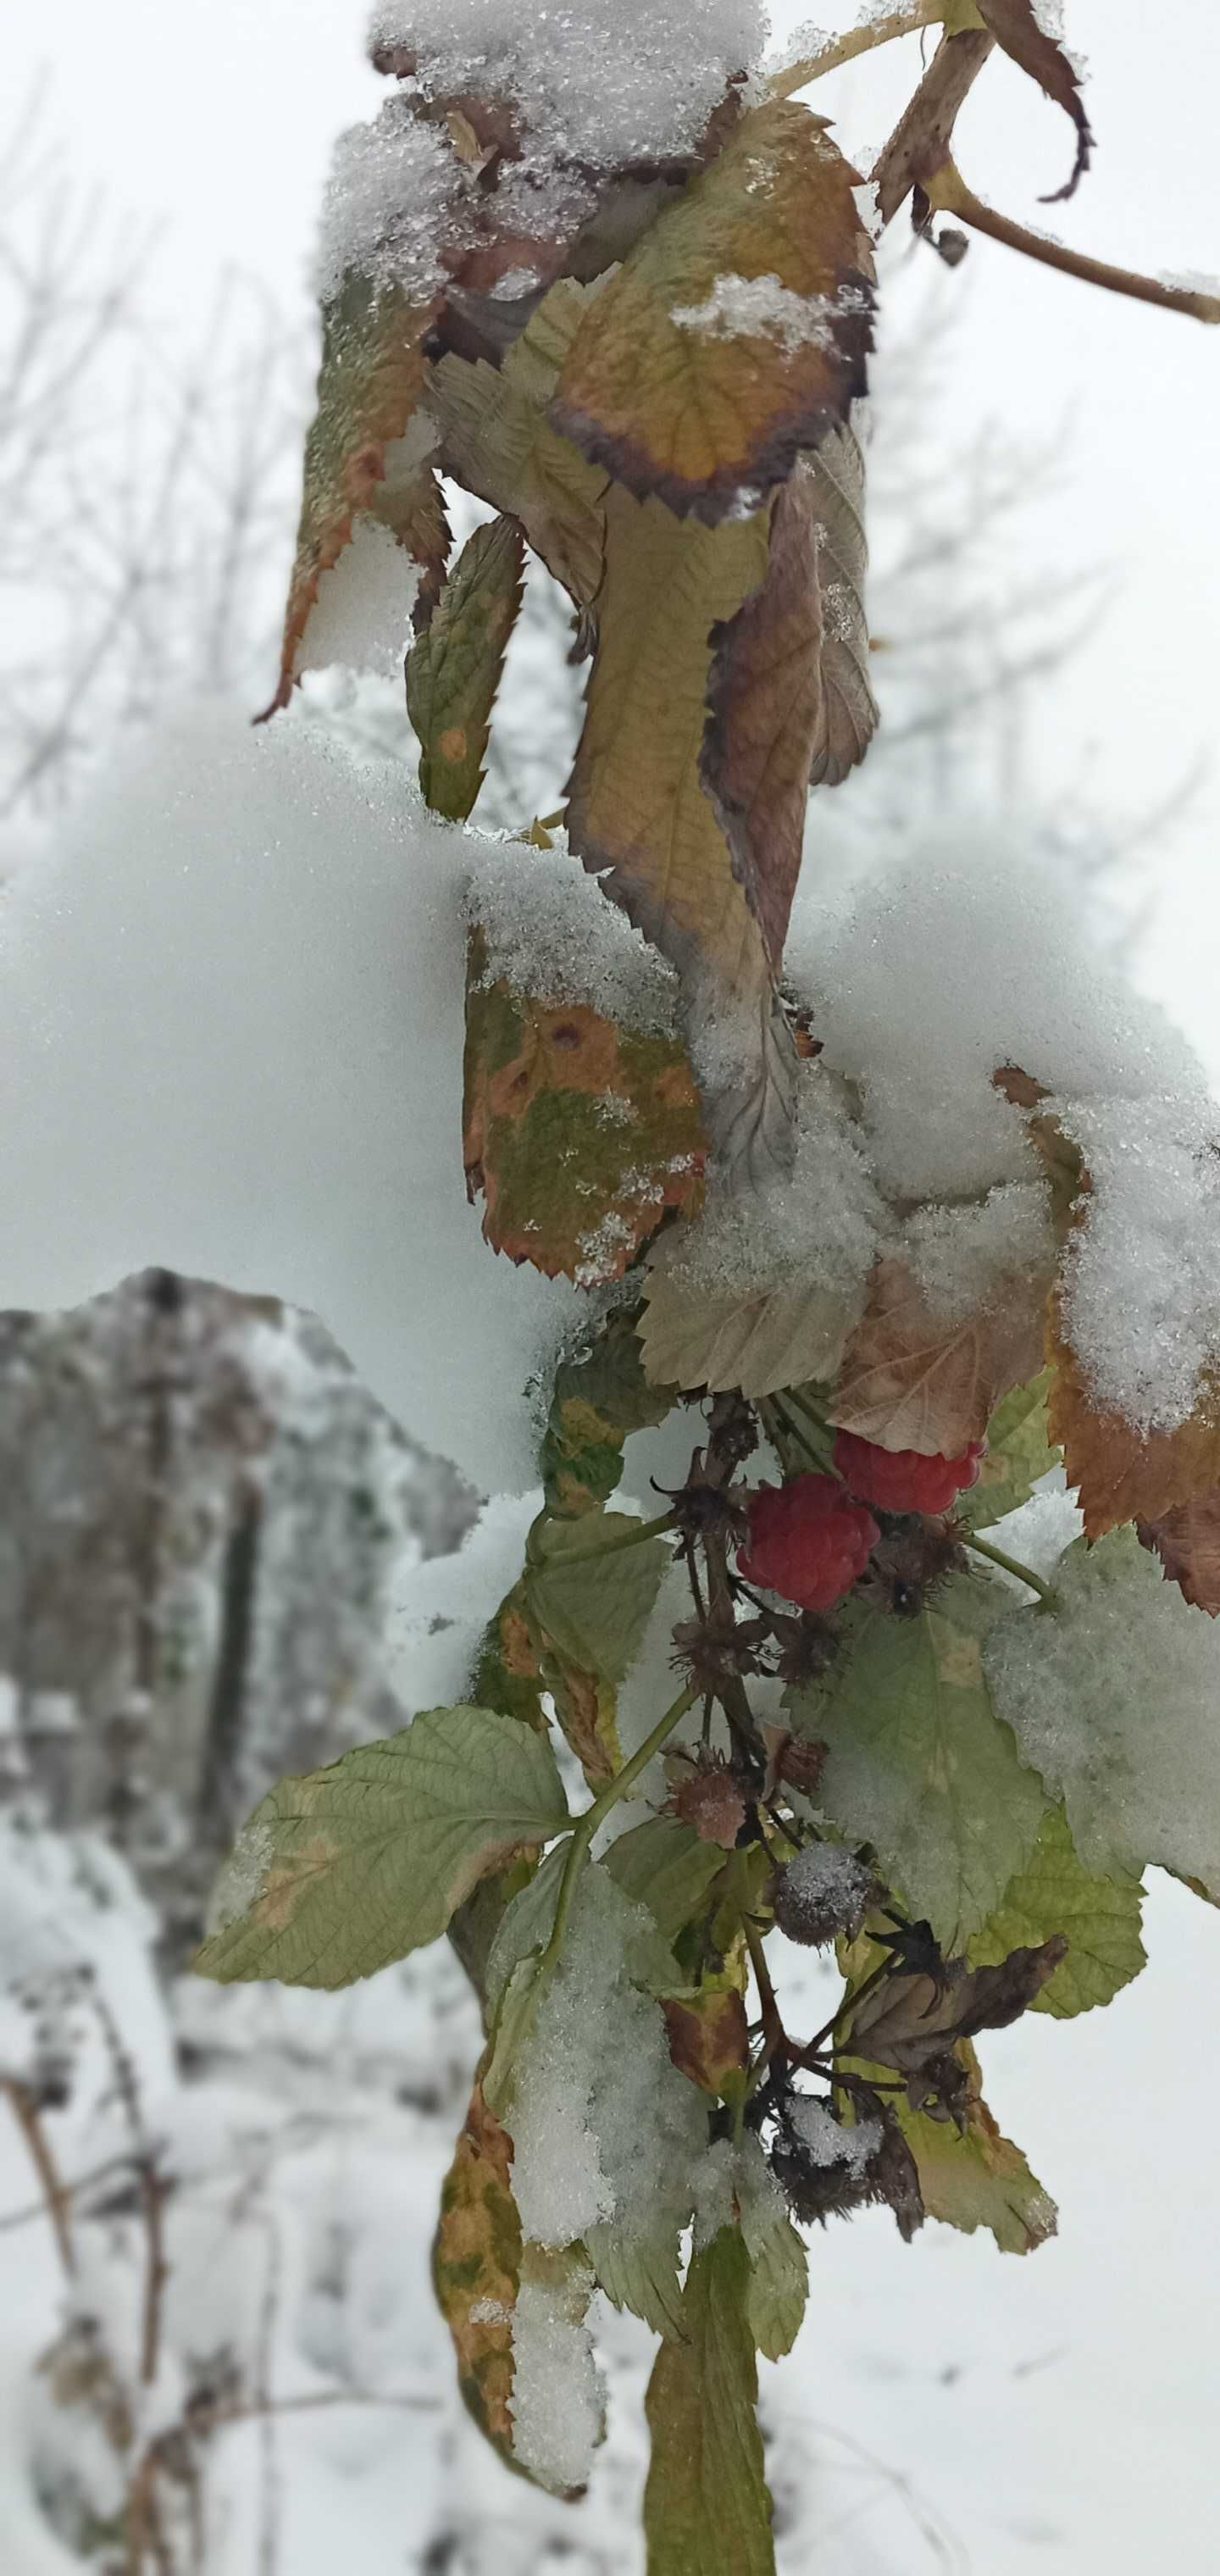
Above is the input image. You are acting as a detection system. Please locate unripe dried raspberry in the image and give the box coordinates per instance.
[772,1843,878,1947]
[831,1431,985,1516]
[738,1475,879,1614]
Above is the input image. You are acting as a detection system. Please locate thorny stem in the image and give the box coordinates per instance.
[541,1684,698,1974]
[526,1506,677,1570]
[743,1914,785,2072]
[801,1957,893,2065]
[963,1529,1059,1607]
[768,2,945,99]
[923,160,1220,323]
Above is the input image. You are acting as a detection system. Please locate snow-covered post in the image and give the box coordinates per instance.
[7,7,1219,2568]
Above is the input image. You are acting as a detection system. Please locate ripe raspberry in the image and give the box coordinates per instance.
[738,1475,879,1613]
[831,1431,985,1517]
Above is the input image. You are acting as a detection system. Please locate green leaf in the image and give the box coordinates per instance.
[790,1573,1047,1943]
[645,2227,774,2576]
[429,279,608,610]
[603,1816,729,1944]
[586,2221,687,2342]
[735,2137,809,2362]
[194,1707,571,1990]
[405,514,524,819]
[968,1806,1145,2018]
[525,1513,672,1685]
[960,1370,1061,1531]
[540,1302,679,1518]
[552,100,873,521]
[485,1842,571,2012]
[463,929,706,1286]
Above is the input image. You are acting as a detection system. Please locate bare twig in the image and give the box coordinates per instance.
[924,158,1220,321]
[1,2077,76,2274]
[768,3,946,100]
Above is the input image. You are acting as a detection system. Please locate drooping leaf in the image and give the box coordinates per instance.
[463,931,706,1283]
[829,1255,1047,1457]
[433,2069,521,2465]
[586,2222,687,2343]
[602,1816,729,1944]
[976,0,1093,202]
[428,280,608,608]
[1048,1302,1220,1541]
[701,448,874,997]
[522,1508,674,1786]
[1139,1489,1220,1615]
[802,420,879,786]
[552,101,873,522]
[194,1705,570,1989]
[263,275,442,713]
[847,1939,1068,2082]
[638,1227,857,1398]
[469,1579,549,1732]
[790,1574,1047,1944]
[539,1302,680,1518]
[958,1368,1060,1530]
[968,1806,1145,2018]
[484,1841,571,2012]
[644,2227,774,2576]
[405,514,524,818]
[896,2041,1057,2254]
[663,1978,751,2098]
[735,2137,809,2362]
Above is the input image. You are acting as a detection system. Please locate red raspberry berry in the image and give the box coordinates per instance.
[738,1475,879,1614]
[831,1431,985,1517]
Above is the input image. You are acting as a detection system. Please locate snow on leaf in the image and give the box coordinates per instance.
[957,1368,1060,1530]
[829,1254,1046,1457]
[427,280,609,609]
[977,0,1094,202]
[508,2247,605,2496]
[462,929,706,1284]
[539,1303,679,1518]
[263,275,443,713]
[790,1574,1048,1944]
[193,1704,570,1989]
[644,2227,775,2576]
[405,514,524,818]
[1139,1489,1220,1616]
[1048,1302,1220,1541]
[552,100,873,522]
[968,1806,1145,2018]
[433,2068,522,2467]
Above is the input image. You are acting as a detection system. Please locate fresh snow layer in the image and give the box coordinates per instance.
[672,272,871,351]
[314,94,465,303]
[467,835,679,1034]
[367,1,768,171]
[508,2269,603,2495]
[0,706,581,1496]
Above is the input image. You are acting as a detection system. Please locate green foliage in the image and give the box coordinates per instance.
[790,1573,1048,1942]
[602,1816,729,1941]
[539,1303,679,1518]
[194,1707,570,1989]
[969,1805,1146,2017]
[405,514,524,819]
[644,2229,774,2576]
[523,1508,674,1781]
[960,1370,1061,1530]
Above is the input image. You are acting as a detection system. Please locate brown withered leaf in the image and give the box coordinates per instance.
[663,1982,751,2098]
[1139,1491,1220,1615]
[433,2071,520,2464]
[638,1243,857,1400]
[428,280,609,612]
[829,1256,1046,1457]
[263,275,443,715]
[993,1063,1088,1241]
[1048,1302,1220,1541]
[701,439,876,988]
[552,100,873,521]
[847,1939,1068,2085]
[907,2041,1057,2252]
[463,928,705,1283]
[977,0,1094,202]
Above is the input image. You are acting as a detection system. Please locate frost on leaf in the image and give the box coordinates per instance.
[790,1574,1048,1944]
[976,0,1094,202]
[264,275,445,713]
[462,928,705,1283]
[434,2070,521,2466]
[405,514,524,818]
[193,1705,570,1988]
[829,1254,1047,1457]
[552,100,873,521]
[644,2227,774,2576]
[968,1806,1145,2018]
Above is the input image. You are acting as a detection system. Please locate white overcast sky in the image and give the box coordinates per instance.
[10,0,1219,1069]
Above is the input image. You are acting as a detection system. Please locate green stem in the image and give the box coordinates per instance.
[541,1685,698,1973]
[527,1507,677,1570]
[963,1530,1059,1607]
[768,0,944,98]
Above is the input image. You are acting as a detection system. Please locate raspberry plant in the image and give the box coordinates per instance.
[197,7,1219,2564]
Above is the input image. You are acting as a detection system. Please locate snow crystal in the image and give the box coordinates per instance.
[466,836,680,1035]
[789,2091,881,2177]
[1056,1092,1220,1434]
[671,273,870,353]
[901,1184,1055,1322]
[507,1868,707,2255]
[314,95,466,304]
[984,1531,1220,1890]
[508,2268,603,2494]
[367,1,768,173]
[0,706,582,1496]
[659,1060,884,1306]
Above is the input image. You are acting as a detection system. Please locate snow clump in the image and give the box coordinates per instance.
[508,2265,604,2494]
